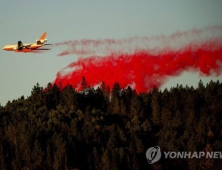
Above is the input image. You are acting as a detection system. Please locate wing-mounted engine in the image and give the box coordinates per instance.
[13,41,31,51]
[13,41,24,50]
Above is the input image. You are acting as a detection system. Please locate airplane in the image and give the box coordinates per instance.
[2,32,51,52]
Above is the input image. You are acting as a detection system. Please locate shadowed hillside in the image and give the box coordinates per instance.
[0,79,222,169]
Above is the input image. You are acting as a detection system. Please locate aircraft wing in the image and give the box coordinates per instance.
[24,44,32,48]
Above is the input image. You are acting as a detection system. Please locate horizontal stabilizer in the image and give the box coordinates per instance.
[33,48,50,50]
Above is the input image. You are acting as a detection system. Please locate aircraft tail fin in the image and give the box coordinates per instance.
[39,32,47,40]
[36,32,47,44]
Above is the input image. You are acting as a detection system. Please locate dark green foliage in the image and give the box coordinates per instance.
[0,80,222,169]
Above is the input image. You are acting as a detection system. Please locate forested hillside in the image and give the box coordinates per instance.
[0,79,222,170]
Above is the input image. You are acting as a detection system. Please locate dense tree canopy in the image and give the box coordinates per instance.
[0,79,222,169]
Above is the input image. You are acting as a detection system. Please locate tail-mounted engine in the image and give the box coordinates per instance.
[36,39,47,45]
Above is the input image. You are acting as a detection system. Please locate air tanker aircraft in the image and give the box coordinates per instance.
[2,32,51,52]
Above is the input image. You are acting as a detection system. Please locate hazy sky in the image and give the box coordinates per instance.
[0,0,222,105]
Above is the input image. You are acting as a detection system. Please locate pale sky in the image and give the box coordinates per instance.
[0,0,222,105]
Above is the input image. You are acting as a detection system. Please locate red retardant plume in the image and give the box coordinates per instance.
[54,25,222,57]
[54,39,222,93]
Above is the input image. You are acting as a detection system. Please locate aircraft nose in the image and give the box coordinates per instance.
[2,46,5,50]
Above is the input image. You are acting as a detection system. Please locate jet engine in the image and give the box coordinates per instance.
[36,39,47,44]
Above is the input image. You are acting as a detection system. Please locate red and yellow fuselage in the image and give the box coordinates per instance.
[2,43,43,52]
[2,32,48,52]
